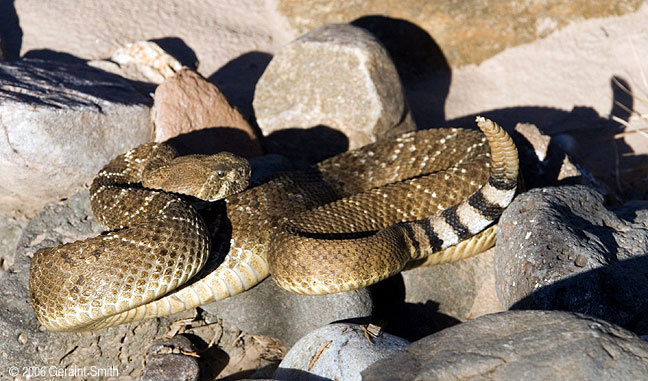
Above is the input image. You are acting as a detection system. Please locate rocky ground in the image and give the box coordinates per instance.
[2,1,648,380]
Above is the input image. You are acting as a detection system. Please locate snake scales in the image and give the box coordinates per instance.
[29,117,518,332]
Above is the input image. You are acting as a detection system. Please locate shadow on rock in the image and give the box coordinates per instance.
[352,15,451,130]
[208,51,273,121]
[150,36,199,70]
[0,0,22,60]
[263,125,349,168]
[165,126,264,157]
[10,50,156,105]
[511,254,648,336]
[369,273,462,342]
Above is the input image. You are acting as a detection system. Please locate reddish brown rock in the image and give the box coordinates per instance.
[151,68,263,158]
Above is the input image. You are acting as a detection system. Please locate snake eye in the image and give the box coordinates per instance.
[217,171,226,178]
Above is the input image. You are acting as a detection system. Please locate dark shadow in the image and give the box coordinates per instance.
[208,51,273,121]
[445,90,647,201]
[22,49,88,65]
[264,368,332,381]
[183,333,230,380]
[610,76,633,123]
[165,127,264,158]
[0,54,153,106]
[0,0,22,60]
[263,126,349,169]
[351,15,451,82]
[150,37,199,69]
[511,255,648,336]
[352,15,451,129]
[369,274,462,342]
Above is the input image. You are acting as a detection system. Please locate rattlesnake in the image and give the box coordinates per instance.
[29,117,518,332]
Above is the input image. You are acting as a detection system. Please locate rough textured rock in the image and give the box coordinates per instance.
[254,23,415,163]
[142,335,200,381]
[0,191,193,380]
[152,67,263,158]
[0,59,153,217]
[276,0,643,67]
[0,215,27,272]
[200,276,374,347]
[274,323,409,381]
[393,248,504,340]
[496,185,648,335]
[362,310,648,380]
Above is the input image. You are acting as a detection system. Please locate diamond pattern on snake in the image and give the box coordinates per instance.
[29,116,518,332]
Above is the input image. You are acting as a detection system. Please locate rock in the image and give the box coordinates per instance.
[0,191,196,380]
[495,185,648,335]
[200,275,374,347]
[111,40,185,84]
[0,59,152,217]
[142,336,200,381]
[0,214,27,272]
[253,23,415,163]
[275,0,643,67]
[391,248,504,340]
[152,68,263,158]
[274,323,409,381]
[362,310,648,380]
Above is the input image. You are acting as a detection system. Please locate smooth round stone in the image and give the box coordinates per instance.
[274,323,409,381]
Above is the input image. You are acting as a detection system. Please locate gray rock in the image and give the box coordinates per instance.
[495,185,648,335]
[274,323,409,381]
[362,310,648,380]
[200,276,374,347]
[254,24,415,164]
[0,191,193,380]
[142,335,200,381]
[0,59,152,217]
[0,214,27,273]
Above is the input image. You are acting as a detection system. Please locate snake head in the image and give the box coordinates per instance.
[142,152,251,201]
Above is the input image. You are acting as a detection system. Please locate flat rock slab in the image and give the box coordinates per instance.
[495,185,648,334]
[200,275,374,347]
[254,23,414,165]
[362,310,648,380]
[0,59,152,217]
[274,323,409,381]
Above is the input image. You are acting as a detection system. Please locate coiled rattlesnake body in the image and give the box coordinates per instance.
[29,117,518,332]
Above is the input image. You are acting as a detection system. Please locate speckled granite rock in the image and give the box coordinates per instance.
[362,310,648,380]
[274,323,409,381]
[254,23,415,165]
[0,59,152,217]
[495,185,648,334]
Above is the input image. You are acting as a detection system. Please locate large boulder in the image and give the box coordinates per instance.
[0,59,152,217]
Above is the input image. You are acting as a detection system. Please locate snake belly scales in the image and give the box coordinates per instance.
[29,117,518,332]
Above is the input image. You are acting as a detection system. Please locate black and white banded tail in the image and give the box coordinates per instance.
[405,116,518,261]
